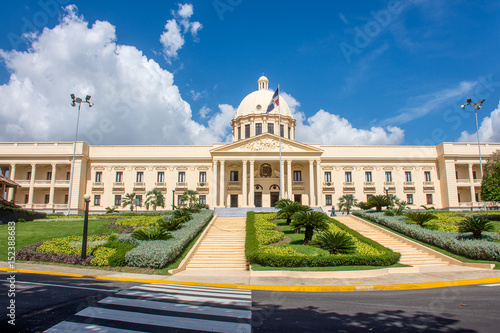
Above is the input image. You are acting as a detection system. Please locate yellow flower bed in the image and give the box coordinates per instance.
[115,216,161,227]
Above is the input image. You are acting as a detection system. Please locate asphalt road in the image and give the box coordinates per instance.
[1,271,499,332]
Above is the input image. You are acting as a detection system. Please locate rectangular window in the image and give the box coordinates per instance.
[288,127,291,139]
[94,195,101,206]
[64,194,68,204]
[324,172,332,182]
[365,171,372,182]
[230,170,238,181]
[425,171,431,182]
[115,171,123,182]
[199,195,206,205]
[245,124,250,138]
[406,194,413,204]
[178,171,186,182]
[44,194,50,204]
[95,171,102,182]
[255,123,262,135]
[367,194,373,201]
[293,170,302,181]
[199,171,207,182]
[426,194,433,205]
[136,171,144,182]
[66,171,71,180]
[136,195,142,206]
[280,124,284,137]
[238,126,241,140]
[325,195,332,206]
[345,171,352,182]
[385,171,392,182]
[268,123,274,134]
[25,194,29,204]
[405,171,412,182]
[473,171,477,179]
[114,195,122,206]
[475,193,479,202]
[458,193,461,203]
[178,195,184,206]
[47,172,52,181]
[27,171,31,180]
[157,171,164,182]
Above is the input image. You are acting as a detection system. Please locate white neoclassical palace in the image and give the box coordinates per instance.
[1,76,499,213]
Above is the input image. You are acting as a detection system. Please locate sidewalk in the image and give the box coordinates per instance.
[2,261,500,292]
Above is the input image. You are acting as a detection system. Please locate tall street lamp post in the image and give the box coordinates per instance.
[461,98,487,211]
[67,95,93,215]
[81,193,91,264]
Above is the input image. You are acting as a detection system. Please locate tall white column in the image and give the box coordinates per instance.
[7,164,16,201]
[242,160,248,207]
[49,164,57,207]
[316,160,322,206]
[249,160,255,207]
[28,164,36,207]
[220,160,225,207]
[309,160,315,206]
[280,159,285,199]
[287,160,292,200]
[468,163,476,203]
[212,161,218,207]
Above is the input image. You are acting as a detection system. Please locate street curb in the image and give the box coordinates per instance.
[2,266,500,292]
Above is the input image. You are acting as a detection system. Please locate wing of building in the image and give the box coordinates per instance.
[1,76,499,213]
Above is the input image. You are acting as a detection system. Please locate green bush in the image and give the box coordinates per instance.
[404,212,437,227]
[311,231,356,254]
[459,216,495,240]
[255,213,284,245]
[246,212,400,267]
[131,227,173,241]
[103,235,137,267]
[355,211,500,261]
[125,210,213,268]
[158,216,185,231]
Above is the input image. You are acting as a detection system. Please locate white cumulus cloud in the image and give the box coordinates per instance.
[281,93,404,145]
[160,3,202,62]
[0,5,227,146]
[458,100,500,143]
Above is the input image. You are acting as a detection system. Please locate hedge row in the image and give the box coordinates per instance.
[124,210,213,268]
[245,212,400,267]
[354,211,500,262]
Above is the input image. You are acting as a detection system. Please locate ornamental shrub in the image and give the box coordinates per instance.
[311,231,356,254]
[131,227,173,241]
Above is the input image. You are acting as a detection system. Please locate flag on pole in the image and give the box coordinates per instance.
[266,88,279,113]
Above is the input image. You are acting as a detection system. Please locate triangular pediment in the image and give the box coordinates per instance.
[211,133,323,154]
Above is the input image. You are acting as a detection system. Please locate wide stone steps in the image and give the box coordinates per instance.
[185,217,248,270]
[335,215,449,266]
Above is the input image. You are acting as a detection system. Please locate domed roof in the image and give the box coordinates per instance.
[234,77,293,118]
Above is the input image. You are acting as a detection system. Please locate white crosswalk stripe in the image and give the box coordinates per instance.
[45,283,252,333]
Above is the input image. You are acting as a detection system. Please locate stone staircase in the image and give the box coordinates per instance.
[335,215,450,266]
[185,217,248,270]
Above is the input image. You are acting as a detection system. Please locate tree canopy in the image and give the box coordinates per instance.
[481,150,500,203]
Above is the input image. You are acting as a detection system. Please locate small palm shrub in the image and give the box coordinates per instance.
[459,216,495,240]
[357,201,372,210]
[105,206,117,214]
[131,227,173,241]
[172,209,193,221]
[404,212,437,227]
[158,216,185,231]
[311,231,356,254]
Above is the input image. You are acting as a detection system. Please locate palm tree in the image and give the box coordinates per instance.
[338,194,358,215]
[311,231,356,254]
[367,195,392,212]
[459,216,495,239]
[144,189,165,211]
[275,199,293,210]
[291,210,330,245]
[180,190,199,208]
[122,192,136,211]
[276,200,312,224]
[404,212,437,227]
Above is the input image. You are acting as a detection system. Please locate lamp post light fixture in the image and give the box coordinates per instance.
[384,186,389,197]
[67,95,93,216]
[81,193,91,264]
[461,98,487,211]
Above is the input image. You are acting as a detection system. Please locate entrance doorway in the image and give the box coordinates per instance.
[254,192,262,207]
[270,192,280,207]
[230,194,238,207]
[294,194,302,203]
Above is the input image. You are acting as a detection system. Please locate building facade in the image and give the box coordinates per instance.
[1,76,499,213]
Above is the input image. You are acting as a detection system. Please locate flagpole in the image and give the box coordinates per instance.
[278,83,283,200]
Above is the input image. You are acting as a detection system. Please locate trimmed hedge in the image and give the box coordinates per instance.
[0,206,46,224]
[125,210,213,268]
[354,211,500,262]
[246,212,400,267]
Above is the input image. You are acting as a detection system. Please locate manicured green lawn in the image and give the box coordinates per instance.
[276,219,329,255]
[0,218,118,261]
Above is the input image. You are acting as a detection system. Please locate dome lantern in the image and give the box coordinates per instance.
[258,75,269,90]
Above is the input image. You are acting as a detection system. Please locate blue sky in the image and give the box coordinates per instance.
[1,0,500,146]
